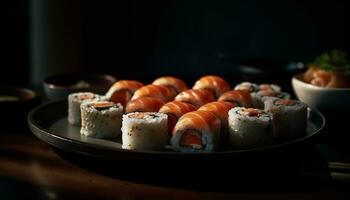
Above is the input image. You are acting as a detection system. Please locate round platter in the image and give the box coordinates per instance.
[28,100,325,165]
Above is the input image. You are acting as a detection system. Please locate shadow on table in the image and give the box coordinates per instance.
[53,146,335,193]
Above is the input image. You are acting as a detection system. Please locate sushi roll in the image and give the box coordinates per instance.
[250,83,286,109]
[132,84,173,102]
[159,101,197,135]
[174,89,215,108]
[259,83,281,93]
[122,112,168,150]
[80,101,123,139]
[125,97,164,113]
[198,101,236,138]
[251,90,291,109]
[171,110,221,152]
[192,75,230,99]
[264,98,307,141]
[228,107,273,149]
[152,76,188,99]
[105,80,144,106]
[68,92,105,126]
[218,89,253,108]
[234,82,259,93]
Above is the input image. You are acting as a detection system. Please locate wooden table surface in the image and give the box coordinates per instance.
[1,128,349,200]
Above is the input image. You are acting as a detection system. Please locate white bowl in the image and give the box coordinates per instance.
[291,73,350,116]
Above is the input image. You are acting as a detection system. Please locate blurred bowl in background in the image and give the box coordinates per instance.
[292,73,350,122]
[0,85,41,131]
[43,73,116,100]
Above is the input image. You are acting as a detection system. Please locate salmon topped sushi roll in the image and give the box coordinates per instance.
[174,89,215,108]
[198,101,236,136]
[192,75,230,99]
[152,76,188,99]
[218,90,253,108]
[131,84,173,102]
[106,80,144,106]
[159,101,197,135]
[125,97,164,113]
[171,110,221,152]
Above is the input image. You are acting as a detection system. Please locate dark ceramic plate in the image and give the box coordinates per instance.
[28,100,325,165]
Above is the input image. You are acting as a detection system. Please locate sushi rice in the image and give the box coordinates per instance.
[228,107,273,149]
[80,101,123,139]
[121,112,168,150]
[264,98,307,141]
[68,92,106,126]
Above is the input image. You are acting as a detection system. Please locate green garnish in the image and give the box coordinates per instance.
[309,49,350,75]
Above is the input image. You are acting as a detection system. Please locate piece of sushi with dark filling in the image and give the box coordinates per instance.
[68,92,106,126]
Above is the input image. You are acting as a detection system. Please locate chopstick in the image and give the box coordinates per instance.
[297,161,350,184]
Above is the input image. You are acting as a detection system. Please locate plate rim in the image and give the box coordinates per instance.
[28,100,326,156]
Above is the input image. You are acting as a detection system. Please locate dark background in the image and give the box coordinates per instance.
[1,0,350,86]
